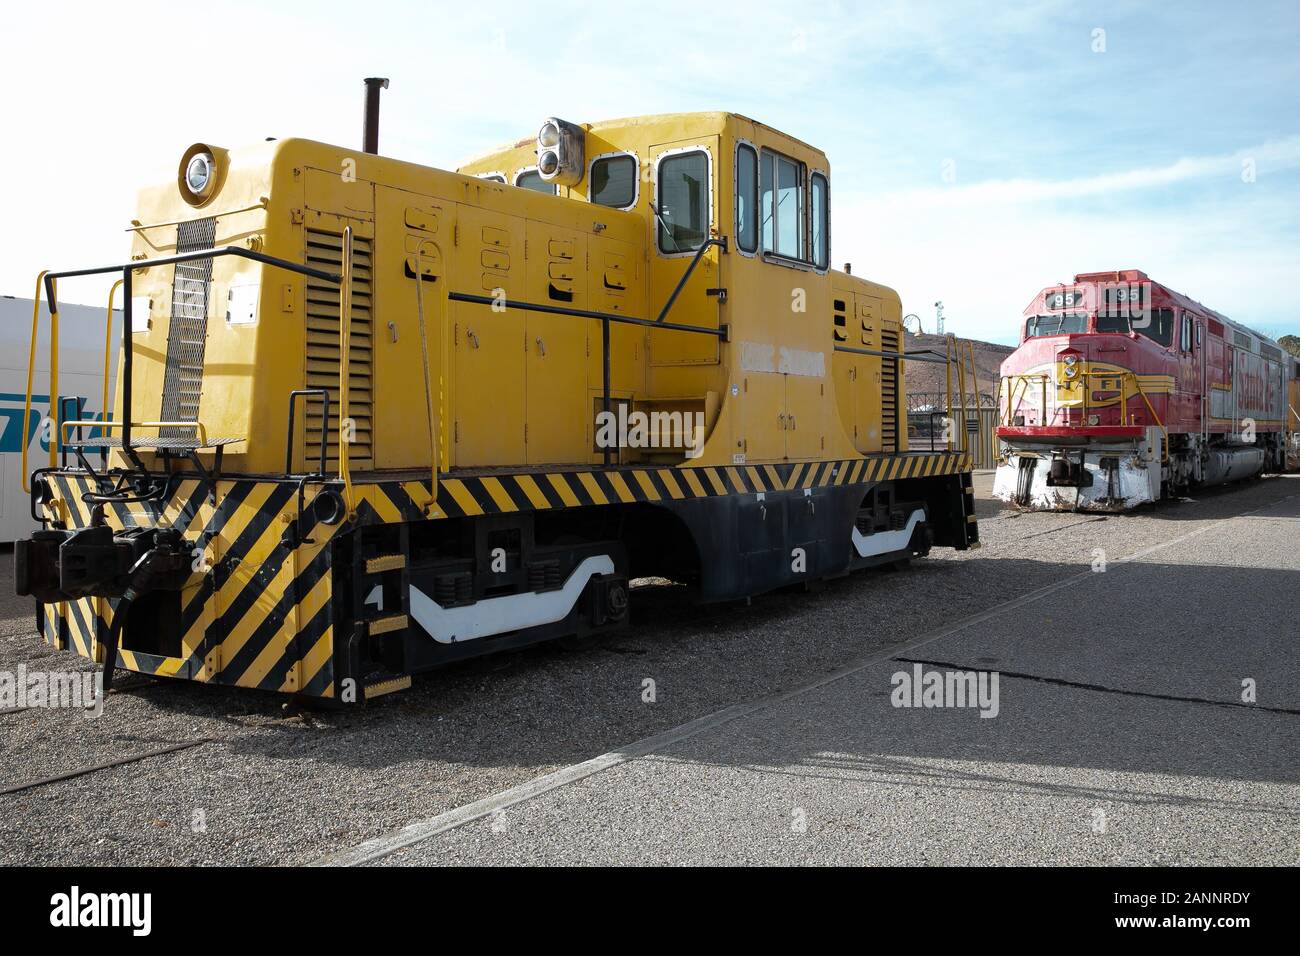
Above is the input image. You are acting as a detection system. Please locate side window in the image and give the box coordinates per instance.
[1136,307,1175,347]
[811,172,829,270]
[759,149,806,259]
[657,150,710,254]
[515,169,556,194]
[735,144,758,254]
[590,154,637,209]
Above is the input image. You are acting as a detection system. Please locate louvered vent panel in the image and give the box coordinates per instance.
[304,229,374,468]
[880,327,900,453]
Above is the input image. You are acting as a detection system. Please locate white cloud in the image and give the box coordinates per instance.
[836,172,1300,345]
[846,136,1300,212]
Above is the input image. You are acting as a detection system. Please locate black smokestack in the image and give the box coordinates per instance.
[363,78,389,155]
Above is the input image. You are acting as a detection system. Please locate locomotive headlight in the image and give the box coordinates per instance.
[185,153,213,195]
[177,143,226,205]
[1062,355,1080,379]
[534,117,584,185]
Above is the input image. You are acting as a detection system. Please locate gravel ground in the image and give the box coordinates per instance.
[0,471,1295,865]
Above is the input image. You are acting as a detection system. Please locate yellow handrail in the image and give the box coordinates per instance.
[104,279,122,427]
[967,339,982,459]
[998,369,1168,462]
[954,334,968,455]
[49,284,59,471]
[412,254,438,513]
[337,225,355,519]
[1127,373,1168,462]
[22,271,49,493]
[60,420,210,447]
[944,336,954,450]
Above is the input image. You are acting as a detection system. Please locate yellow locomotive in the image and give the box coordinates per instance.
[18,86,977,704]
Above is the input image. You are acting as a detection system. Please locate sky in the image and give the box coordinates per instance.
[2,0,1298,345]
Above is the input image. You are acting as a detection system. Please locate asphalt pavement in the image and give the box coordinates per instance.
[337,483,1300,865]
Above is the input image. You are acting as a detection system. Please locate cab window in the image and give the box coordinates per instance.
[811,172,829,270]
[760,149,805,259]
[1135,307,1175,347]
[657,150,709,254]
[515,169,556,194]
[735,144,758,254]
[590,154,637,209]
[1094,312,1130,333]
[1025,313,1087,337]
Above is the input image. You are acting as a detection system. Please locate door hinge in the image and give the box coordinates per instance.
[454,421,460,443]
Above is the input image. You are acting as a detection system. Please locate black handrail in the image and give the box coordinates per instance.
[285,389,331,475]
[446,292,726,338]
[41,246,340,458]
[656,236,727,323]
[447,289,730,467]
[834,344,951,365]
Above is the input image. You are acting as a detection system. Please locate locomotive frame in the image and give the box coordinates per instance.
[17,106,978,705]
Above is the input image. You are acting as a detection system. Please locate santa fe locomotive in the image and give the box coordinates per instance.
[14,90,978,706]
[995,269,1300,511]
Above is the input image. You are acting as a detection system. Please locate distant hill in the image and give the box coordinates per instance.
[904,330,1014,407]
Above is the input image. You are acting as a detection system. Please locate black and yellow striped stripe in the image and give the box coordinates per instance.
[43,474,346,699]
[378,452,971,521]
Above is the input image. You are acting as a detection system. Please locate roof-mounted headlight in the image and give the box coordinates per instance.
[178,143,226,205]
[535,117,584,187]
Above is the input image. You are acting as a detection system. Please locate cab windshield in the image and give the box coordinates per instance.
[1024,312,1087,338]
[1095,312,1130,333]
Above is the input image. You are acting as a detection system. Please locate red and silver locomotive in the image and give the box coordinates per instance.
[995,269,1299,511]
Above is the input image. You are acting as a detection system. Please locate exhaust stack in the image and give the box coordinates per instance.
[362,77,389,155]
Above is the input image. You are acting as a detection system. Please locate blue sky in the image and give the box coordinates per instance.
[2,0,1297,344]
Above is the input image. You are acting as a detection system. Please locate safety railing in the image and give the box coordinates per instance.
[833,336,976,456]
[998,369,1168,461]
[25,245,349,505]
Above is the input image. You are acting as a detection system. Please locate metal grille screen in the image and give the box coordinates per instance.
[159,217,217,439]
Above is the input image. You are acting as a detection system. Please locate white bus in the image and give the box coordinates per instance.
[0,295,119,543]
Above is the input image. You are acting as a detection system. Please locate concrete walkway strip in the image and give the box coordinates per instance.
[311,498,1289,867]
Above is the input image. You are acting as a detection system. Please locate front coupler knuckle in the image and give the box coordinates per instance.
[15,525,193,601]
